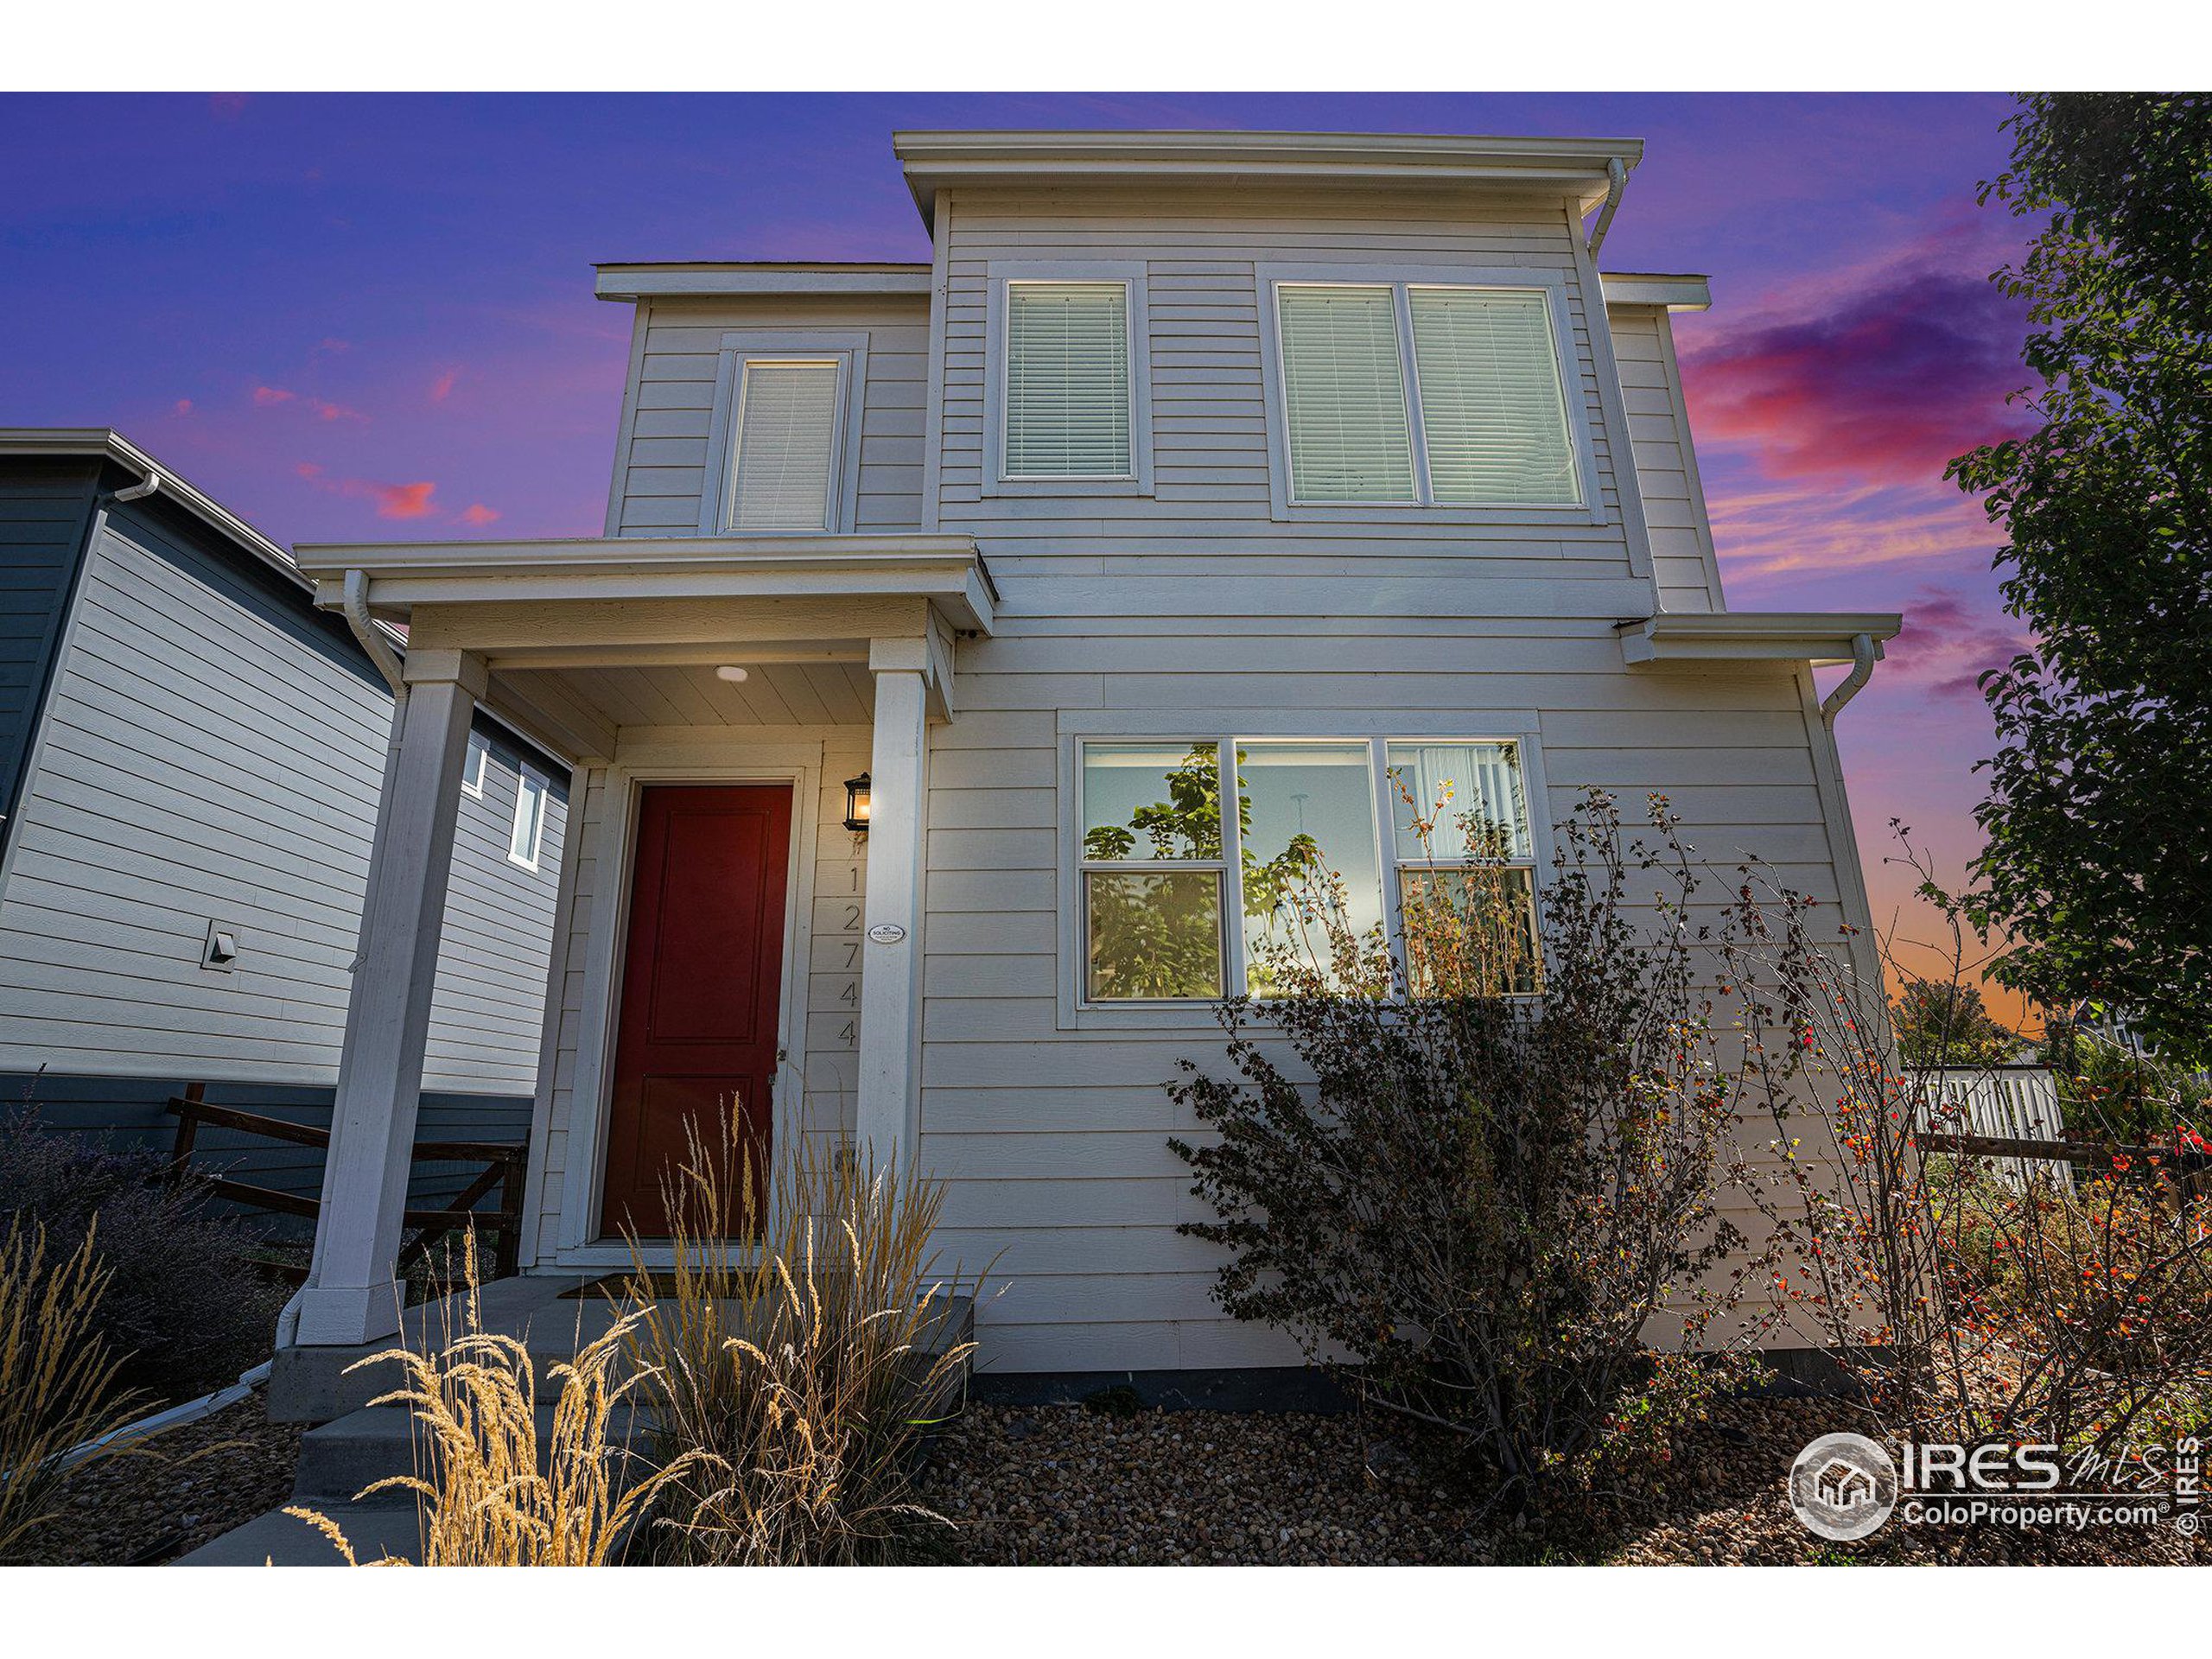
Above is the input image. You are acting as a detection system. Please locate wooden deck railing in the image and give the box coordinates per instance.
[165,1083,528,1280]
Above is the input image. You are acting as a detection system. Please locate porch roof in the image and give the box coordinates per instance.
[290,533,996,632]
[1615,611,1902,667]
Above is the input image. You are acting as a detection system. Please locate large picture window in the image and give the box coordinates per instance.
[1077,737,1538,1003]
[1270,278,1581,509]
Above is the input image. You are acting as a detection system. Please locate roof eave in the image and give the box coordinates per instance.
[593,264,935,302]
[1599,273,1713,311]
[893,129,1645,222]
[0,427,302,588]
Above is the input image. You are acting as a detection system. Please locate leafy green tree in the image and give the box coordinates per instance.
[1891,976,2020,1068]
[1948,94,2212,1065]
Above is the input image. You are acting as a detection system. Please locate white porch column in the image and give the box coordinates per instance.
[855,640,931,1166]
[295,648,486,1346]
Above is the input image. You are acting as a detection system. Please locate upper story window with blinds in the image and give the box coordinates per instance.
[728,359,842,530]
[1266,274,1586,512]
[1004,283,1132,478]
[986,264,1153,495]
[703,331,869,536]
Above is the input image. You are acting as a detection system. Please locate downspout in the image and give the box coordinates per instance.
[1585,156,1630,260]
[1820,632,1878,727]
[341,568,407,699]
[279,569,410,1351]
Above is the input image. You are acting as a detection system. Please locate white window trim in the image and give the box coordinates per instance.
[1255,263,1605,527]
[700,330,871,535]
[509,766,550,871]
[1058,719,1554,1030]
[983,261,1154,498]
[461,730,490,798]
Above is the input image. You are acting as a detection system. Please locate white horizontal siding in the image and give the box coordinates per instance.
[935,186,1638,582]
[917,610,1848,1373]
[1609,302,1726,613]
[610,296,929,537]
[0,515,563,1099]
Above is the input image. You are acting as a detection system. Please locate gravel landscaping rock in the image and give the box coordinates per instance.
[918,1392,2212,1566]
[16,1393,302,1567]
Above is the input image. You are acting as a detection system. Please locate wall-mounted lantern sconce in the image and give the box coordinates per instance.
[842,772,873,836]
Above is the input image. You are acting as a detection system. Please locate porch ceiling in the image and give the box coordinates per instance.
[504,658,879,733]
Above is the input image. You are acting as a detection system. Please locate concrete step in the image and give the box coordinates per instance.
[270,1275,977,1425]
[174,1500,423,1567]
[291,1400,660,1503]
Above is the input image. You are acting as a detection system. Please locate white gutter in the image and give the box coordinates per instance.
[111,470,161,505]
[1820,632,1880,727]
[1585,156,1630,259]
[54,1360,273,1473]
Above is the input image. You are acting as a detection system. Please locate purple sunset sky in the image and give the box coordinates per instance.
[0,92,2040,1001]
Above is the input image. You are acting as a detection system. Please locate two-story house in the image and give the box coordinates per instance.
[277,130,1897,1382]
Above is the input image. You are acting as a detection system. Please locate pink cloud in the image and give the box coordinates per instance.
[296,463,439,520]
[1679,268,2034,489]
[252,385,296,406]
[429,368,461,404]
[376,482,437,519]
[318,338,351,353]
[209,93,249,120]
[306,397,367,423]
[171,398,194,417]
[459,503,500,526]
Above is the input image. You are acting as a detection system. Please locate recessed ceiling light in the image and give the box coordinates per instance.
[715,665,749,683]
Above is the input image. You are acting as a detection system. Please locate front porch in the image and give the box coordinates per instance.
[276,532,995,1356]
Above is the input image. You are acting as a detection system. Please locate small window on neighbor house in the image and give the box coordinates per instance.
[1004,282,1132,479]
[509,768,549,870]
[728,359,842,531]
[461,731,489,798]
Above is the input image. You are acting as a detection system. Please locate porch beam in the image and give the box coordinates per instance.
[292,650,486,1347]
[855,649,930,1165]
[482,640,868,673]
[405,595,934,656]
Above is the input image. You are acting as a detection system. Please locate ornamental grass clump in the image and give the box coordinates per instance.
[289,1236,697,1566]
[621,1113,980,1565]
[1169,789,1776,1512]
[0,1217,148,1562]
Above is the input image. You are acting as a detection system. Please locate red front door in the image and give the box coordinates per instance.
[600,783,792,1238]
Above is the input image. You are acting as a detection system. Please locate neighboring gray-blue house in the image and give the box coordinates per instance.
[0,429,570,1211]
